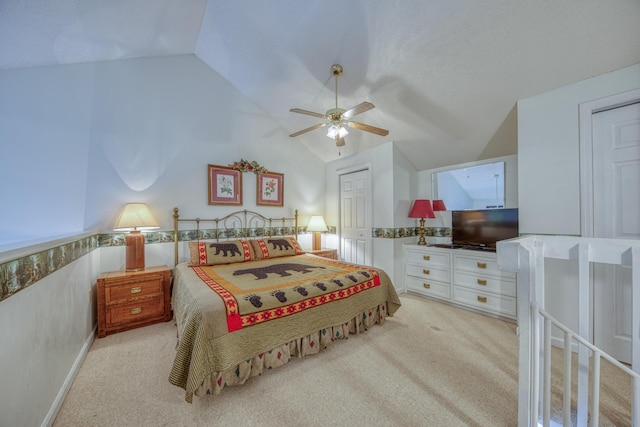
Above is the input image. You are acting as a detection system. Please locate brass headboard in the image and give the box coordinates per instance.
[173,207,299,266]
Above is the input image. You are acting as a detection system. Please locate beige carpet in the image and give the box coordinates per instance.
[53,294,631,426]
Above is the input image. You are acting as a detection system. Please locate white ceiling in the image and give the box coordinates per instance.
[2,0,639,170]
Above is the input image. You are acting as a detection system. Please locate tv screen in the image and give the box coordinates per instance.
[451,208,519,250]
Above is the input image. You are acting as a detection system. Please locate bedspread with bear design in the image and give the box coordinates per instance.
[192,255,381,332]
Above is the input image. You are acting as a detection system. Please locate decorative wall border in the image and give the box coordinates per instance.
[372,227,451,239]
[0,236,99,302]
[0,225,447,303]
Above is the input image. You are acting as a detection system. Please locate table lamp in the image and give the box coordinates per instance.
[307,215,328,251]
[432,200,447,211]
[114,203,159,271]
[408,200,435,245]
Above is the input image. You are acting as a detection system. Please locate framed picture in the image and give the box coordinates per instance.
[208,164,242,205]
[257,172,284,206]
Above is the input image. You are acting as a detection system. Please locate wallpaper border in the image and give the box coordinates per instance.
[0,226,450,302]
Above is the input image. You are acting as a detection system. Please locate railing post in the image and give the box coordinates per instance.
[576,243,591,426]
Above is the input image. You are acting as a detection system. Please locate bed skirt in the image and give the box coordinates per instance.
[181,302,388,402]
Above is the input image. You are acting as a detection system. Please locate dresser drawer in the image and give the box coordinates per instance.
[454,255,515,279]
[405,250,450,268]
[105,276,164,305]
[106,298,165,326]
[405,275,450,300]
[406,264,450,283]
[452,286,516,318]
[454,271,516,297]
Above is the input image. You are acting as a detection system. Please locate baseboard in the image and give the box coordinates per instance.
[42,325,96,427]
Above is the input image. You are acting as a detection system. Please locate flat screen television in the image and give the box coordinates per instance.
[451,208,519,251]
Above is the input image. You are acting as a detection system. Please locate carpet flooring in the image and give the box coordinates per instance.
[53,294,631,426]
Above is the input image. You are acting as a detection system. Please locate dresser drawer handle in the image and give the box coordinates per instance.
[423,269,430,275]
[423,283,431,289]
[423,255,430,261]
[131,307,142,315]
[477,279,487,286]
[477,296,487,303]
[477,262,487,269]
[130,286,142,294]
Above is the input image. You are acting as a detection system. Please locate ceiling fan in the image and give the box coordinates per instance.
[289,64,389,148]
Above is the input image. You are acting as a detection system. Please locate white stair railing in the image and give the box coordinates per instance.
[497,235,640,426]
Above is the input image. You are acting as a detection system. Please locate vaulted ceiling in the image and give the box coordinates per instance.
[2,0,639,170]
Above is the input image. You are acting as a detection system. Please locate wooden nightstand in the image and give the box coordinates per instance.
[97,266,171,338]
[306,248,339,260]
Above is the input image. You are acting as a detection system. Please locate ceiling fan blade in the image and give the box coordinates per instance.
[335,136,345,147]
[290,108,326,119]
[347,121,389,136]
[342,101,375,119]
[289,123,327,137]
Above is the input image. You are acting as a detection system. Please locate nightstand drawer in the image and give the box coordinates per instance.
[106,299,165,325]
[106,277,164,305]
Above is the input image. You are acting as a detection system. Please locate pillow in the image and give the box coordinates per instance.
[188,240,254,266]
[250,237,303,260]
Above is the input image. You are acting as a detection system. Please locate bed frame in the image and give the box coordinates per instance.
[172,207,298,266]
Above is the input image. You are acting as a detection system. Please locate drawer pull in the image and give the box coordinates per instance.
[477,262,487,269]
[130,286,142,294]
[423,255,430,261]
[423,269,430,275]
[130,307,142,315]
[423,283,431,289]
[477,296,487,303]
[477,279,487,286]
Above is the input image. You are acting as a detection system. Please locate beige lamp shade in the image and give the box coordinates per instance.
[114,203,160,231]
[307,216,328,251]
[114,203,159,271]
[307,215,328,232]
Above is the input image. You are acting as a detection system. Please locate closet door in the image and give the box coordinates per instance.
[339,169,371,265]
[592,101,640,364]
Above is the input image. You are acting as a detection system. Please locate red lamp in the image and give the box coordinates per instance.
[114,203,160,271]
[408,200,435,245]
[432,200,447,211]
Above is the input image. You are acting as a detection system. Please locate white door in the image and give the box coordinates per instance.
[339,169,371,265]
[592,101,640,364]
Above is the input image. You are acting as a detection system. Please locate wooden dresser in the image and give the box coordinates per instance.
[97,266,172,338]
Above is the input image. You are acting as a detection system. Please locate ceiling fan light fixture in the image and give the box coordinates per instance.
[290,63,388,145]
[327,124,348,139]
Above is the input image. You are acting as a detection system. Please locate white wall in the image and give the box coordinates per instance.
[0,63,94,245]
[0,242,99,427]
[517,63,640,334]
[518,63,640,236]
[0,54,326,248]
[324,142,418,287]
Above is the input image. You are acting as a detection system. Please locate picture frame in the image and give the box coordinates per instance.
[256,172,284,206]
[208,164,242,205]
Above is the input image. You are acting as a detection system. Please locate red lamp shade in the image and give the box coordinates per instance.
[408,200,435,219]
[432,200,447,211]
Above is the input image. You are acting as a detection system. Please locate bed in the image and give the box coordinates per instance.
[168,208,401,402]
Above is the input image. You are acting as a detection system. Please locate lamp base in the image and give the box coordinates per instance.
[312,232,322,251]
[125,230,146,271]
[417,219,427,246]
